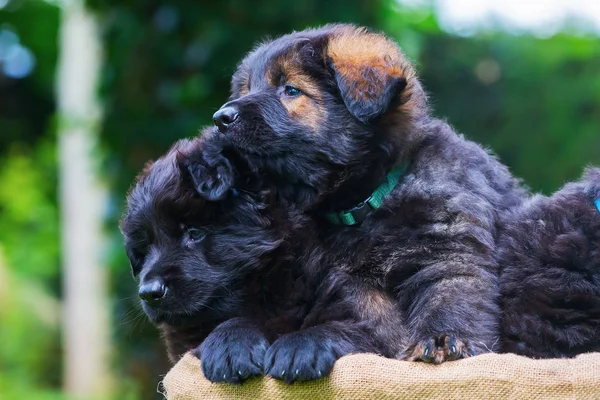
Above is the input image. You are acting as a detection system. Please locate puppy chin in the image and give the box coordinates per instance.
[141,299,199,326]
[141,305,171,325]
[142,295,240,327]
[143,306,196,326]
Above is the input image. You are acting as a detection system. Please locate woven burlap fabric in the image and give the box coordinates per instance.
[162,352,600,400]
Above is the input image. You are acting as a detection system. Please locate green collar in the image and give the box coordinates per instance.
[325,162,409,226]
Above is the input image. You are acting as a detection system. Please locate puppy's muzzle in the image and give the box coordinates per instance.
[139,279,168,307]
[213,104,239,133]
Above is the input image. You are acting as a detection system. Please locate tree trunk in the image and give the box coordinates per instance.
[56,1,112,397]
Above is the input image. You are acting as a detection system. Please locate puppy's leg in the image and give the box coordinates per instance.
[193,317,268,384]
[264,272,403,384]
[397,258,500,364]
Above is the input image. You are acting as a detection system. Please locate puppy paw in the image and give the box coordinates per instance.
[186,154,234,201]
[193,323,268,384]
[403,335,472,364]
[264,331,339,384]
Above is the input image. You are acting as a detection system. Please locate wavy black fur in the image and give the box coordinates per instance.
[121,134,412,384]
[122,24,600,383]
[204,24,528,366]
[499,167,600,358]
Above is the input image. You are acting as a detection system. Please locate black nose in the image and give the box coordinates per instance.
[213,106,239,133]
[138,279,167,307]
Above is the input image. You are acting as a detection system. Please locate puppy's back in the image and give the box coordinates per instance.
[499,167,600,358]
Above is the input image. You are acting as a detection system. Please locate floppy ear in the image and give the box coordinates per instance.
[185,158,233,201]
[176,137,234,201]
[327,26,420,123]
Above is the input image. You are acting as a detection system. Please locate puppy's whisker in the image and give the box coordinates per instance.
[127,310,148,338]
[116,295,135,303]
[119,306,145,326]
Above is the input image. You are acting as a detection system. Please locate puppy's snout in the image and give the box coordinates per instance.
[213,105,239,133]
[139,279,167,307]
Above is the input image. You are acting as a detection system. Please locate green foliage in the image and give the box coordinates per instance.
[0,140,60,282]
[0,0,59,150]
[0,0,59,95]
[414,31,600,192]
[0,4,61,394]
[0,252,63,398]
[0,138,62,396]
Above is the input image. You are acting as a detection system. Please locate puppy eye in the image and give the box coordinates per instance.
[283,84,302,97]
[186,227,206,241]
[130,259,142,278]
[127,249,145,277]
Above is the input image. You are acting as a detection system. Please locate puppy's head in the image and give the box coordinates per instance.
[213,24,426,199]
[120,135,281,327]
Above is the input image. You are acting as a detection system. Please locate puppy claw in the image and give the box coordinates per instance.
[404,335,470,364]
[423,344,431,358]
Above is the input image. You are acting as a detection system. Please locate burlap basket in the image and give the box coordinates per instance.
[162,352,600,400]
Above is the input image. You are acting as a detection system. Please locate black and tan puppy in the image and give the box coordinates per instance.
[121,134,407,384]
[499,167,600,358]
[207,24,528,363]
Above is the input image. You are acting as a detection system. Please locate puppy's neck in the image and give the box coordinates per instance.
[317,143,399,214]
[161,319,219,362]
[313,120,422,217]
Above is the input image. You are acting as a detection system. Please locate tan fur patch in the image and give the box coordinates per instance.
[236,69,250,97]
[281,95,324,132]
[238,86,249,97]
[273,57,325,133]
[326,25,426,118]
[357,288,396,321]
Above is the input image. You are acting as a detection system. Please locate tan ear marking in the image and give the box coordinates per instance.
[326,25,425,119]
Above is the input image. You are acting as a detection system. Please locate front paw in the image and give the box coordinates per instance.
[264,330,340,384]
[193,324,268,384]
[403,335,473,364]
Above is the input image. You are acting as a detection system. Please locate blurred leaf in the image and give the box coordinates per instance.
[0,140,59,282]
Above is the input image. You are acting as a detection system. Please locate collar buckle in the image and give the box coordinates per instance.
[341,196,375,226]
[324,162,409,226]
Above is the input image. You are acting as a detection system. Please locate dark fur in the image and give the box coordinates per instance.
[499,167,600,358]
[205,23,529,365]
[121,134,408,384]
[122,24,600,382]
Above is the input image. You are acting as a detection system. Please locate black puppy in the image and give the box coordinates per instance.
[207,24,528,363]
[121,136,275,382]
[499,167,600,358]
[121,133,407,384]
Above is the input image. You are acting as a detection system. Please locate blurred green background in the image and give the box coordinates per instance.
[0,0,598,398]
